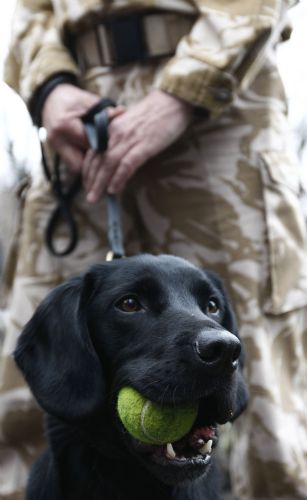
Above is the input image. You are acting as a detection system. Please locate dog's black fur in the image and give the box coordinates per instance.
[15,254,248,500]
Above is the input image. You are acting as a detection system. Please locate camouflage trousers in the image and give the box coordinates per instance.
[1,60,307,499]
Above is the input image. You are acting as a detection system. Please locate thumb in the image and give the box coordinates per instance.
[107,105,126,121]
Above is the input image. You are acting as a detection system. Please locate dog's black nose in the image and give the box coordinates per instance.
[195,330,241,373]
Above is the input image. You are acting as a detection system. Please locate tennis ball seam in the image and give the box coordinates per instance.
[140,400,163,444]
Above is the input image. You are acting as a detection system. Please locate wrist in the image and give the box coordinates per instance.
[30,73,79,126]
[156,89,209,119]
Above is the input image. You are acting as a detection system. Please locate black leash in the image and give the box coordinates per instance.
[105,194,125,261]
[42,147,81,257]
[42,98,125,259]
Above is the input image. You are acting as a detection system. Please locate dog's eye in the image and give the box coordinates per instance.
[116,296,143,313]
[206,300,220,315]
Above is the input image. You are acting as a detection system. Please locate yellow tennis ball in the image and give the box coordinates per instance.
[117,386,198,445]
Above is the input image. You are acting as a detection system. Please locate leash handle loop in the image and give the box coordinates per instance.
[45,174,81,257]
[42,147,81,257]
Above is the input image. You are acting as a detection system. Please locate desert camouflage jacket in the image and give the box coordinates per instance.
[5,0,295,115]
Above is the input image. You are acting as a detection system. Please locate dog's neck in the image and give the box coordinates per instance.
[46,415,173,499]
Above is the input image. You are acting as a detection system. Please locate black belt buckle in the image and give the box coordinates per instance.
[107,13,147,65]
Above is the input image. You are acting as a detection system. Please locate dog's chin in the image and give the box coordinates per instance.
[121,423,218,485]
[142,452,213,485]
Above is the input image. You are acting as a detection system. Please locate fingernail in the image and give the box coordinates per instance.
[107,185,118,194]
[87,192,96,203]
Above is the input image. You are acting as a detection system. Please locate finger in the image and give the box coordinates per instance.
[86,147,125,203]
[84,153,103,194]
[101,107,127,150]
[107,115,127,150]
[86,166,109,203]
[107,105,126,121]
[86,135,136,202]
[86,156,118,203]
[107,147,146,194]
[81,149,97,190]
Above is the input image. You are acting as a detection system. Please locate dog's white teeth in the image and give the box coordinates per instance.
[166,443,176,459]
[164,439,213,460]
[200,439,213,455]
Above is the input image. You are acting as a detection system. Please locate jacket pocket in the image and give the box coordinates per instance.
[260,150,307,314]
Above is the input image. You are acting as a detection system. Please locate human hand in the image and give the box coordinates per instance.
[82,90,193,202]
[42,84,122,174]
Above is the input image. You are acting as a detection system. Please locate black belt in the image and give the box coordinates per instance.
[74,10,196,69]
[42,98,125,259]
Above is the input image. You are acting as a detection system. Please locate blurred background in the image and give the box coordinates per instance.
[0,1,307,290]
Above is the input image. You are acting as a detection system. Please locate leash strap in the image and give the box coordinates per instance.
[105,194,125,261]
[42,147,81,257]
[42,98,125,259]
[82,99,125,260]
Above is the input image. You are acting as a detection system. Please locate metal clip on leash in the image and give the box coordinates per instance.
[43,98,125,259]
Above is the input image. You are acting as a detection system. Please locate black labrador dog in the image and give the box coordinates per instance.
[15,254,248,500]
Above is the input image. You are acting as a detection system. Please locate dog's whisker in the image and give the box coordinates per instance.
[171,385,178,408]
[161,384,171,407]
[141,378,163,390]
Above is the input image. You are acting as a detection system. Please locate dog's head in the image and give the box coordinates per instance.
[15,254,248,485]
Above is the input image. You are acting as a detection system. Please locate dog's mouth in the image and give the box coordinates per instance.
[142,424,217,462]
[135,426,218,458]
[128,422,218,483]
[114,384,237,483]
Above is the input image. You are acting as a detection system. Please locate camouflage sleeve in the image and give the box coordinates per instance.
[4,0,80,106]
[156,0,289,115]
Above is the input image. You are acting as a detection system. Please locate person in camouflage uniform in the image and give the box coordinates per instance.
[1,0,307,498]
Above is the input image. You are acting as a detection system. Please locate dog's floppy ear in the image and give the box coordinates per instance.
[14,273,105,422]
